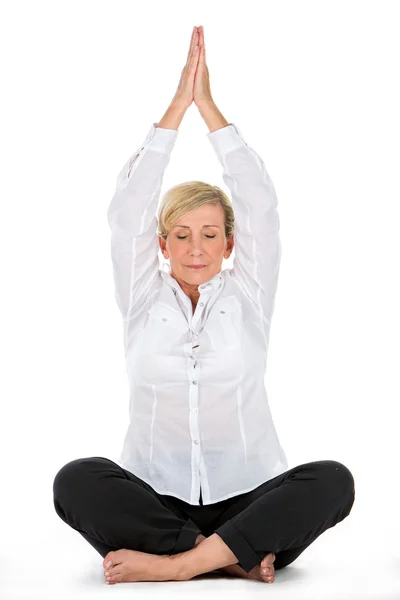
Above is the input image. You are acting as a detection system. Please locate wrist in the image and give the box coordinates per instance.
[170,98,189,113]
[157,101,187,130]
[197,101,229,133]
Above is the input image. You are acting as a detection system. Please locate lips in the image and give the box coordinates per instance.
[187,265,206,269]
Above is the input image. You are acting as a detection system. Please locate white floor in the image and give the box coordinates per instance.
[2,502,399,600]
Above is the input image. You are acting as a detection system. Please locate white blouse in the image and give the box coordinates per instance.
[107,121,289,505]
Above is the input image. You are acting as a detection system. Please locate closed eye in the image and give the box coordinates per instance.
[177,235,216,239]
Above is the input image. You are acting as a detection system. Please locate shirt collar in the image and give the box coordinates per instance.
[160,262,223,294]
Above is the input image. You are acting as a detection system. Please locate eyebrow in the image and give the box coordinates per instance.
[172,225,220,229]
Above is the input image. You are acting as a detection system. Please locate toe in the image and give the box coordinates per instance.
[261,552,275,567]
[103,552,115,570]
[106,571,122,584]
[261,568,274,583]
[104,565,119,578]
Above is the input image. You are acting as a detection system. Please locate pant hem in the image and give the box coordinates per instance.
[214,519,261,573]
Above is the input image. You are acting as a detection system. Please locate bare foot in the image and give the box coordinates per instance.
[218,551,276,583]
[102,548,181,584]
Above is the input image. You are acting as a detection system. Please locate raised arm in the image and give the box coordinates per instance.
[107,121,179,324]
[192,27,281,345]
[201,102,282,346]
[107,27,203,328]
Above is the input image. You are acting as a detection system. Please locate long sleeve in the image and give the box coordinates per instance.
[207,123,282,344]
[107,123,179,321]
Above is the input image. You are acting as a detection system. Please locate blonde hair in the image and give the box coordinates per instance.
[157,181,235,241]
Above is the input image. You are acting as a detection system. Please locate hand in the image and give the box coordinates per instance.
[171,26,201,111]
[193,26,214,108]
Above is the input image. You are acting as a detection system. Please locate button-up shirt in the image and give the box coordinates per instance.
[107,121,289,505]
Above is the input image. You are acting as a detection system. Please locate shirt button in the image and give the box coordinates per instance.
[191,408,198,413]
[192,381,197,385]
[190,355,195,360]
[199,302,204,307]
[194,440,199,445]
[162,317,168,321]
[220,310,225,314]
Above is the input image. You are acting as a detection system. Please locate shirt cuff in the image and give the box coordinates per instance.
[140,121,179,155]
[207,122,248,156]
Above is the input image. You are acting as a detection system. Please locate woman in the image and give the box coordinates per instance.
[53,25,355,585]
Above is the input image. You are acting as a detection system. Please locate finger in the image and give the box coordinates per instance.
[188,33,199,65]
[197,44,204,65]
[191,45,200,68]
[186,27,198,62]
[197,27,205,63]
[201,29,206,63]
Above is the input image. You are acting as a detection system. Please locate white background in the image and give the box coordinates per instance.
[1,1,399,598]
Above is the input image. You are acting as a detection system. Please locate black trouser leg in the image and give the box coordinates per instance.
[53,456,355,575]
[212,460,355,572]
[53,457,202,559]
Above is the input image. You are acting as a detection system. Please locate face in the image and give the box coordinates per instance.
[159,203,234,298]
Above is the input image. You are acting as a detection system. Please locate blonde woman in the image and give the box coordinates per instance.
[53,25,355,585]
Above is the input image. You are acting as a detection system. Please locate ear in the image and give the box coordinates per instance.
[225,234,234,258]
[158,235,167,255]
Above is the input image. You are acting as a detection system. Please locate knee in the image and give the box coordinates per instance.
[319,460,355,505]
[53,459,81,500]
[53,457,98,502]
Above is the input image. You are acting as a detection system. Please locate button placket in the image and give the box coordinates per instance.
[188,340,201,449]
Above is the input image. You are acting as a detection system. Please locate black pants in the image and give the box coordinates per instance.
[53,457,355,573]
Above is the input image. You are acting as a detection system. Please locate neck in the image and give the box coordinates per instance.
[176,277,201,301]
